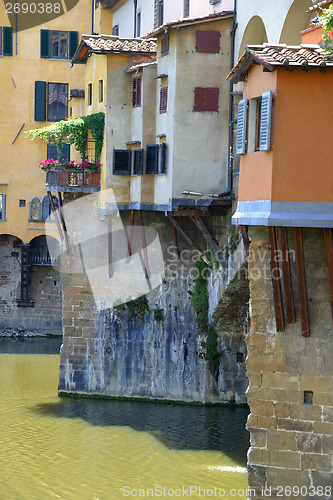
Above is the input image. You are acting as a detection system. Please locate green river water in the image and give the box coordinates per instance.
[0,339,249,500]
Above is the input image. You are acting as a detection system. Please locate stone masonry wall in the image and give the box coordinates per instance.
[0,235,62,334]
[58,210,249,403]
[246,226,333,499]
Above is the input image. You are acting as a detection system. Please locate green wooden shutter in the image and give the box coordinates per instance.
[235,98,248,155]
[69,31,79,59]
[259,91,273,152]
[133,149,143,175]
[47,143,59,160]
[146,145,159,174]
[113,149,131,175]
[62,143,71,160]
[42,197,50,221]
[159,143,166,173]
[3,27,13,56]
[35,81,47,121]
[40,30,50,58]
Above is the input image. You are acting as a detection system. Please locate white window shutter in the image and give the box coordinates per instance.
[236,98,248,155]
[259,91,273,151]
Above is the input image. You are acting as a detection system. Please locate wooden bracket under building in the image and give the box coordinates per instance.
[267,226,285,332]
[48,191,68,252]
[278,226,295,324]
[190,216,222,261]
[168,215,210,265]
[324,227,333,325]
[294,227,310,337]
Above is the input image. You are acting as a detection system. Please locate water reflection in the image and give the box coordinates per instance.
[0,337,62,354]
[33,399,249,462]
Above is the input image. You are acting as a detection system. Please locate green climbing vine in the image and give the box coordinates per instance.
[321,4,333,47]
[153,308,164,322]
[26,112,105,162]
[191,253,221,364]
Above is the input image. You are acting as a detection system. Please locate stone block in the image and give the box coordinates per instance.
[296,432,322,454]
[322,434,333,454]
[246,331,267,351]
[289,403,322,421]
[262,373,299,391]
[301,453,331,472]
[257,416,277,430]
[269,450,300,469]
[300,376,333,394]
[313,421,333,435]
[266,466,302,489]
[247,464,267,489]
[274,401,290,418]
[267,429,297,451]
[250,400,274,417]
[322,406,333,423]
[250,428,267,448]
[248,447,270,465]
[277,418,313,432]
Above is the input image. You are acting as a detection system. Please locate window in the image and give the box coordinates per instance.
[193,87,219,112]
[47,142,70,160]
[132,77,141,107]
[136,11,141,37]
[99,80,104,103]
[161,36,169,56]
[112,24,119,36]
[0,190,6,220]
[42,195,59,221]
[88,83,92,106]
[184,0,190,17]
[40,30,78,59]
[159,86,168,114]
[196,31,220,53]
[154,0,164,28]
[0,27,13,56]
[47,83,68,121]
[239,90,273,154]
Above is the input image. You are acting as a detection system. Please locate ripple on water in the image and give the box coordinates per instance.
[0,351,250,499]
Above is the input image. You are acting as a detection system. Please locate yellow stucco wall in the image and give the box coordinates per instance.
[0,0,92,243]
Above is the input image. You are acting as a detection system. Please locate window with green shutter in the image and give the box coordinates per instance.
[113,149,131,175]
[35,81,47,121]
[159,143,167,174]
[146,145,159,174]
[40,29,78,59]
[40,30,50,58]
[132,149,144,175]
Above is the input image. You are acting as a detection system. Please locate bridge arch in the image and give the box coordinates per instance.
[279,0,313,44]
[238,16,268,58]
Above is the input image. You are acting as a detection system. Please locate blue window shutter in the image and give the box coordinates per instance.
[47,143,59,160]
[40,30,50,58]
[259,91,273,152]
[35,81,47,121]
[235,98,248,155]
[3,27,13,56]
[42,197,50,221]
[69,31,79,59]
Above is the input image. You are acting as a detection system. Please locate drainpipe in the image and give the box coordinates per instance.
[91,0,95,34]
[216,0,237,197]
[134,0,137,37]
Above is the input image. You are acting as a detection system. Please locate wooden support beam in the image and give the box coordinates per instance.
[294,227,310,337]
[240,225,250,256]
[57,192,69,251]
[172,222,180,260]
[324,228,333,325]
[278,226,295,324]
[47,191,65,246]
[126,210,135,263]
[191,216,221,258]
[168,215,210,265]
[167,208,229,218]
[139,210,150,280]
[107,216,112,278]
[267,226,285,332]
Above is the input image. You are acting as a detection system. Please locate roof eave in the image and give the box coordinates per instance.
[227,52,275,83]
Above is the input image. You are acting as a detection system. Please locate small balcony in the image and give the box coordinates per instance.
[46,168,101,193]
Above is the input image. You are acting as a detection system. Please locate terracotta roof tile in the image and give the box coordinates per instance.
[72,35,157,63]
[227,43,333,82]
[145,11,233,38]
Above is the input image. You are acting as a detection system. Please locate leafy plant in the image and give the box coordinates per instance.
[153,308,164,322]
[201,329,221,364]
[127,296,149,322]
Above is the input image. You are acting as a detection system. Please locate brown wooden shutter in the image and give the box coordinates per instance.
[161,36,169,56]
[196,31,220,53]
[160,87,168,113]
[193,87,206,112]
[205,87,219,111]
[132,77,141,107]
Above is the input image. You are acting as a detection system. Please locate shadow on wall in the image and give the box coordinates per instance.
[31,398,249,463]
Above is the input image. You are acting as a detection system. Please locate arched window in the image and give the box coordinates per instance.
[29,197,41,221]
[0,190,6,220]
[42,194,59,221]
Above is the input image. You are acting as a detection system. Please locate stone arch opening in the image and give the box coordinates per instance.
[279,0,313,44]
[29,235,60,266]
[238,16,268,58]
